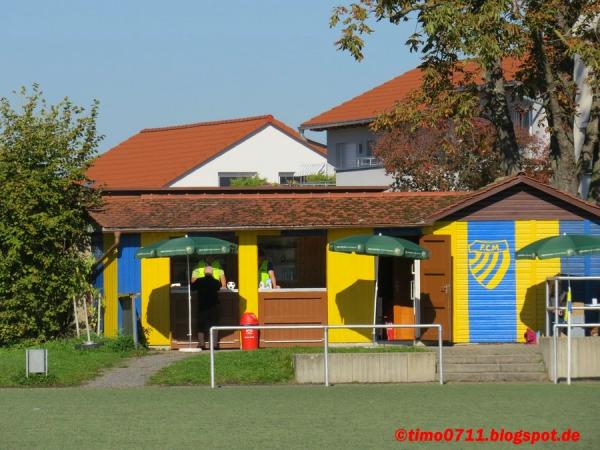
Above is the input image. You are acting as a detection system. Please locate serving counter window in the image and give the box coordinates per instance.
[258,234,326,289]
[168,236,239,350]
[170,253,238,287]
[257,233,327,346]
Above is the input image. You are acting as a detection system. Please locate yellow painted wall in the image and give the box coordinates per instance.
[327,228,375,343]
[515,220,560,341]
[102,234,118,337]
[236,230,280,317]
[237,231,259,316]
[141,232,173,346]
[428,221,469,343]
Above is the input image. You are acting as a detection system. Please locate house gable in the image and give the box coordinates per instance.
[169,124,329,187]
[429,176,600,223]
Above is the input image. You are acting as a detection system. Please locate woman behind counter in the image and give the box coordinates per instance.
[258,250,279,289]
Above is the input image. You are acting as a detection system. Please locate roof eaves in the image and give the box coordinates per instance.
[299,118,376,132]
[97,222,430,233]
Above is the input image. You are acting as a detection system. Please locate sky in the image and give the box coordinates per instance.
[1,0,421,152]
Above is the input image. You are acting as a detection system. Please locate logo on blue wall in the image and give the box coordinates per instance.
[468,240,511,290]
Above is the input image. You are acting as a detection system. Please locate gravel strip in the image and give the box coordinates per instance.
[83,350,196,388]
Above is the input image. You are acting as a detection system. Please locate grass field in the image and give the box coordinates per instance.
[0,337,145,387]
[150,346,425,385]
[0,384,598,449]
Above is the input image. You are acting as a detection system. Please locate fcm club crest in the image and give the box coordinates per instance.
[468,240,511,290]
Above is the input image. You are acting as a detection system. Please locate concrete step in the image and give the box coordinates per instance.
[443,345,541,355]
[444,354,542,364]
[443,371,548,383]
[445,362,545,373]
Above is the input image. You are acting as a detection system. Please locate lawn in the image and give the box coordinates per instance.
[150,346,426,385]
[0,336,145,387]
[0,384,598,449]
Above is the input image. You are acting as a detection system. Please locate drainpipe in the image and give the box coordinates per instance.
[92,231,121,272]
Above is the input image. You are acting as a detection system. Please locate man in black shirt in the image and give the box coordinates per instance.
[192,265,222,348]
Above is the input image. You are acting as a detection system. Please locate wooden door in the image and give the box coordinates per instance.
[419,235,452,342]
[392,258,415,340]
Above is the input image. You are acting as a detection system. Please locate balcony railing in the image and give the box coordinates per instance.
[356,156,381,168]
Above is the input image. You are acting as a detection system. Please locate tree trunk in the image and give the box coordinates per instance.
[482,58,521,175]
[534,32,579,195]
[585,92,600,202]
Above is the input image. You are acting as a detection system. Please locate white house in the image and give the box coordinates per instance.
[88,115,330,188]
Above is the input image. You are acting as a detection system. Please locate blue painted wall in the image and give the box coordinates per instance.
[91,233,105,332]
[559,221,600,327]
[91,233,104,295]
[117,234,141,331]
[468,221,516,342]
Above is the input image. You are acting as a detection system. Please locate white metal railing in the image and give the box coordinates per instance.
[356,156,380,167]
[545,276,600,336]
[208,323,444,388]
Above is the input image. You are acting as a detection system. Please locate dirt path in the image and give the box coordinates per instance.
[83,350,195,388]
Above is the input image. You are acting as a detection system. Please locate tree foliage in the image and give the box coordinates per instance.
[0,86,101,345]
[331,0,600,197]
[374,118,551,191]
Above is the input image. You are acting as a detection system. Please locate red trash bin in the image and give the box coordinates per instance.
[240,312,259,350]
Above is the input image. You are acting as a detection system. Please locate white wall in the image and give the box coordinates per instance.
[336,167,393,186]
[326,126,378,169]
[170,125,330,187]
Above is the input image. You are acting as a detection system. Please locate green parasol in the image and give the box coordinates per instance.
[329,234,429,343]
[328,234,429,259]
[515,234,600,260]
[135,236,237,259]
[135,236,237,350]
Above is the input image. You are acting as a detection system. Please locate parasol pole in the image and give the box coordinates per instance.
[187,253,192,348]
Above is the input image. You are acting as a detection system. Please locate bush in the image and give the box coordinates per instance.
[100,335,137,353]
[12,373,58,387]
[303,173,335,184]
[229,175,270,186]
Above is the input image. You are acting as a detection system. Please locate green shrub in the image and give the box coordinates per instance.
[303,173,335,184]
[229,175,269,186]
[12,373,58,387]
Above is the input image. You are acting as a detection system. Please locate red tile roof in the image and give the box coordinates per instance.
[87,115,326,189]
[300,58,521,130]
[89,175,600,232]
[89,190,465,231]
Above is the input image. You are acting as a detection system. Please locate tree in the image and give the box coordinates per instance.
[0,86,101,345]
[330,0,599,197]
[374,117,551,191]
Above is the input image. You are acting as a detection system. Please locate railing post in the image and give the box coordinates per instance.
[437,325,443,385]
[210,327,215,389]
[323,326,329,387]
[545,280,550,337]
[553,324,558,384]
[567,309,572,385]
[553,278,559,336]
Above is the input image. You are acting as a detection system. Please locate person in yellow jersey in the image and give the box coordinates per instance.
[258,249,279,289]
[191,256,226,288]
